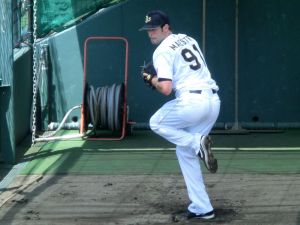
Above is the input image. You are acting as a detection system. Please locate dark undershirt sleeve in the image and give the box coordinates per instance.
[158,78,172,82]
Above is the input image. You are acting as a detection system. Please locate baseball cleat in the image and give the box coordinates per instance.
[186,210,215,220]
[198,135,218,173]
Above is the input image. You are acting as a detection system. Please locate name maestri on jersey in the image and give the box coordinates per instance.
[169,35,192,50]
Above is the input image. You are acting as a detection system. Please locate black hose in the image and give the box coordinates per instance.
[85,83,124,132]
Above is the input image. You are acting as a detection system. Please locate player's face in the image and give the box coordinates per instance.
[147,27,167,45]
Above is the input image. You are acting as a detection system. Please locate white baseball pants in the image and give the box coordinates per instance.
[149,90,220,214]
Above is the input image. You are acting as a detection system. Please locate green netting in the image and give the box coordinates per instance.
[36,0,126,37]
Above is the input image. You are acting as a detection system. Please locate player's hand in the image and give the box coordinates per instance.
[141,61,157,89]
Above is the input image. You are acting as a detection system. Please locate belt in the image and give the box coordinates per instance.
[189,89,217,94]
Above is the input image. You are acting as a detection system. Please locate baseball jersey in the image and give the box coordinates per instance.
[153,33,219,94]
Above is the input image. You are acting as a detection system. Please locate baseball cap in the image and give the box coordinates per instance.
[139,10,170,31]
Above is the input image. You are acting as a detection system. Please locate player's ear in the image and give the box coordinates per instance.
[162,24,170,32]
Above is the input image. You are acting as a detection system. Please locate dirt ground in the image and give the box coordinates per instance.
[0,173,299,225]
[1,130,299,224]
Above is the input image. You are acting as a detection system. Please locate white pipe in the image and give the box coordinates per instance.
[35,133,84,142]
[37,104,81,139]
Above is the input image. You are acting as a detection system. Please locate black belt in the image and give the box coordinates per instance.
[189,89,217,94]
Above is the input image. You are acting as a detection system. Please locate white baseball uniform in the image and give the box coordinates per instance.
[149,33,221,214]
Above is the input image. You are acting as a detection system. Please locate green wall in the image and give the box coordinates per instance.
[37,0,300,129]
[238,0,300,125]
[0,85,13,162]
[13,47,33,143]
[206,0,236,125]
[0,46,32,164]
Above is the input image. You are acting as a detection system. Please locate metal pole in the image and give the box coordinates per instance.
[27,0,33,43]
[31,0,38,145]
[232,0,241,130]
[202,0,206,56]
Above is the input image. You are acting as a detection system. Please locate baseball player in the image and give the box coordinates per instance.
[139,10,221,220]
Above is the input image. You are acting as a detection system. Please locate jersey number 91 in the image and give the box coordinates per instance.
[181,44,206,71]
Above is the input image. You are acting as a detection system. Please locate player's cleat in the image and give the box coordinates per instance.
[198,135,218,173]
[186,210,215,220]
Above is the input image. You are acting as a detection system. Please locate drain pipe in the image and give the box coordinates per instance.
[231,0,243,131]
[202,0,206,56]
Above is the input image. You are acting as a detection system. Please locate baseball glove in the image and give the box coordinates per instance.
[141,61,157,89]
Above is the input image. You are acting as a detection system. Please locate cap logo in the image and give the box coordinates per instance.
[145,15,151,23]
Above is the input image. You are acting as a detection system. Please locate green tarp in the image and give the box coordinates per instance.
[36,0,125,37]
